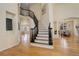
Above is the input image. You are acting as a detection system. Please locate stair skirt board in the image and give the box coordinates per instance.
[31,43,54,49]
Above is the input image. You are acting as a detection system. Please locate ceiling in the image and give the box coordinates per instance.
[20,3,35,9]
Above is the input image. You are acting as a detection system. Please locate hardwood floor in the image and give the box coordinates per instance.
[0,36,79,56]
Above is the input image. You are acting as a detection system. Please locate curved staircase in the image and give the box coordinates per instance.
[20,7,53,49]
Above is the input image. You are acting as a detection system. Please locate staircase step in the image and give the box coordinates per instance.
[37,36,49,38]
[39,29,48,32]
[38,33,48,35]
[38,32,48,34]
[39,31,48,32]
[36,37,48,40]
[37,34,49,38]
[39,30,48,32]
[39,31,48,33]
[37,34,48,37]
[36,39,48,41]
[35,39,48,44]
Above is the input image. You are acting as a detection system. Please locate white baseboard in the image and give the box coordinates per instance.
[0,41,20,52]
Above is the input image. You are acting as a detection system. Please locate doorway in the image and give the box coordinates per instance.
[66,20,74,37]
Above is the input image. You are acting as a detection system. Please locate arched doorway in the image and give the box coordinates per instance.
[19,15,35,47]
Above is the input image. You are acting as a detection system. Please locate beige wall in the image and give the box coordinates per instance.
[0,3,20,51]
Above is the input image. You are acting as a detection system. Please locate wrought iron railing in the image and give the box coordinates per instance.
[48,23,53,45]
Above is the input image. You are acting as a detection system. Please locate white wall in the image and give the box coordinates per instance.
[27,16,35,28]
[0,3,20,51]
[30,4,43,29]
[30,4,41,21]
[39,4,49,29]
[20,15,35,32]
[53,4,79,22]
[30,3,50,29]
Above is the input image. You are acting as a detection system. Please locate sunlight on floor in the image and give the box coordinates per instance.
[21,34,30,46]
[60,37,68,49]
[0,36,79,56]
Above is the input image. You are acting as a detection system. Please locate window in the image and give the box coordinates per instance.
[6,18,13,31]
